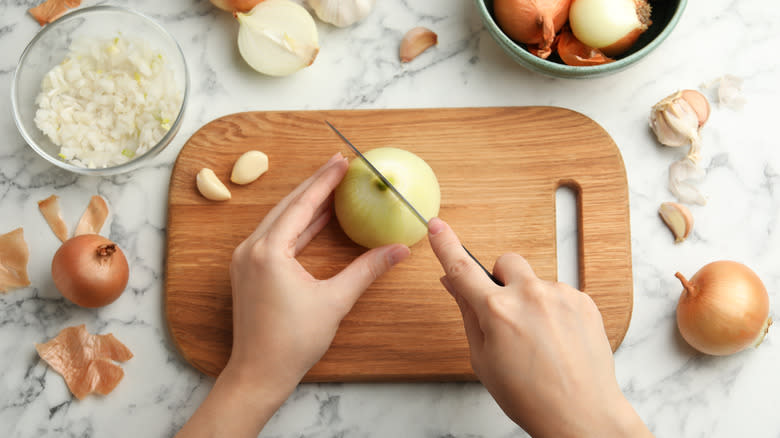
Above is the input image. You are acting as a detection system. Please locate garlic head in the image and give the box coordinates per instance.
[236,0,320,77]
[649,90,701,148]
[306,0,375,27]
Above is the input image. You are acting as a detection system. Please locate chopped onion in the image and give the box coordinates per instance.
[34,36,183,169]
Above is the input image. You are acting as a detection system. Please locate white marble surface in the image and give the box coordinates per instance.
[2,0,779,436]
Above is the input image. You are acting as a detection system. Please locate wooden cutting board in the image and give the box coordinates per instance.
[165,107,633,381]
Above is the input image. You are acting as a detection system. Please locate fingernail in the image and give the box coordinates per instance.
[326,152,342,166]
[428,217,445,235]
[388,245,411,266]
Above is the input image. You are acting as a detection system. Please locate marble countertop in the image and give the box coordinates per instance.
[2,0,779,436]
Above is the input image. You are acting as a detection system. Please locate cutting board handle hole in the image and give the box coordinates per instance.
[556,185,580,289]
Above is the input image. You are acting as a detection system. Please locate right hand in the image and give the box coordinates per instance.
[427,218,652,438]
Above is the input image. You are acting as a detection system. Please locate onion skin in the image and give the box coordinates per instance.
[676,261,772,356]
[556,26,614,66]
[210,0,264,13]
[494,0,571,59]
[52,234,129,308]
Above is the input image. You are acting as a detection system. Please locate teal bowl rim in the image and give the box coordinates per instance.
[10,5,190,176]
[473,0,688,78]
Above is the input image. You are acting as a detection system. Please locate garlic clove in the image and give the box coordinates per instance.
[197,168,232,201]
[649,91,701,148]
[680,89,710,127]
[306,0,375,27]
[659,202,693,243]
[236,0,320,77]
[400,27,438,63]
[231,150,269,185]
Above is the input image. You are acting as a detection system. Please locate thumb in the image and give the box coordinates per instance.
[328,243,410,309]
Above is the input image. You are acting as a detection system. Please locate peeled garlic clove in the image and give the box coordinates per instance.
[236,0,319,76]
[306,0,375,27]
[649,91,701,148]
[231,150,269,185]
[659,202,693,243]
[197,168,232,201]
[400,27,438,63]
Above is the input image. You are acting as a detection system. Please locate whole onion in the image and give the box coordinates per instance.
[52,234,129,308]
[493,0,571,59]
[676,261,772,356]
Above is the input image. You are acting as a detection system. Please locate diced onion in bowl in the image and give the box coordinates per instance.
[34,36,183,169]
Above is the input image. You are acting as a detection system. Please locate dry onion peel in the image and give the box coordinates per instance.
[676,261,772,356]
[36,324,133,399]
[0,228,31,293]
[556,27,614,66]
[74,195,109,236]
[400,27,438,63]
[28,0,81,26]
[494,0,571,59]
[38,195,70,243]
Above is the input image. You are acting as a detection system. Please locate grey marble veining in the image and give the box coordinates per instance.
[2,0,779,437]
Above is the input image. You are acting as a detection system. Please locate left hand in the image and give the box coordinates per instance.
[226,152,411,392]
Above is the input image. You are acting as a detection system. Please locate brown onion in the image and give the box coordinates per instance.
[676,261,772,356]
[52,234,129,308]
[210,0,264,13]
[494,0,571,59]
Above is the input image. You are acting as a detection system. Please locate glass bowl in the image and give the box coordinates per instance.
[474,0,687,79]
[11,5,190,176]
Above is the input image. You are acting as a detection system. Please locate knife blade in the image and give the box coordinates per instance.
[325,120,504,286]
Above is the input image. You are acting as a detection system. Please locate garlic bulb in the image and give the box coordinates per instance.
[236,0,320,77]
[649,90,708,159]
[306,0,375,27]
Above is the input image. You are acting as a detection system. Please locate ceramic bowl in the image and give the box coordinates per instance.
[474,0,687,78]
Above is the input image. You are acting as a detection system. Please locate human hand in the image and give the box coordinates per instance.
[427,218,652,438]
[227,152,410,392]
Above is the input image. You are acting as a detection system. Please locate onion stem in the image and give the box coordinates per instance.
[97,243,117,257]
[675,272,696,297]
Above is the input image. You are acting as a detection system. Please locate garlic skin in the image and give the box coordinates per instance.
[306,0,375,27]
[669,157,706,205]
[236,0,320,77]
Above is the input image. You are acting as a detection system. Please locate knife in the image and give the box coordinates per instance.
[325,120,504,286]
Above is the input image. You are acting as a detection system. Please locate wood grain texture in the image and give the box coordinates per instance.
[165,107,633,381]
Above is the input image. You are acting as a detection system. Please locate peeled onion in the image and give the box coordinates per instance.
[52,234,129,308]
[676,261,772,356]
[210,0,264,13]
[568,0,651,57]
[494,0,571,59]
